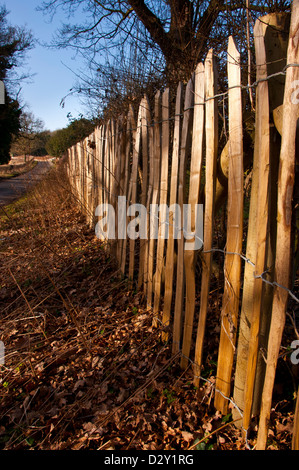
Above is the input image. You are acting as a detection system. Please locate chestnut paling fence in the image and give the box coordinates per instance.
[66,7,299,451]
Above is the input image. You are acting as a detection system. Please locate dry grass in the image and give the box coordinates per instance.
[0,158,37,180]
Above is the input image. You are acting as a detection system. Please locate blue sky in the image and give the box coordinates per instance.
[5,0,87,131]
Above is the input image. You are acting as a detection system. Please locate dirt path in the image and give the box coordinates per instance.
[0,161,52,206]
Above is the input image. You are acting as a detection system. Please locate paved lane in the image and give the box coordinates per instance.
[0,161,52,206]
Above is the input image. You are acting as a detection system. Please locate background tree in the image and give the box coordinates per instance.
[0,94,21,164]
[0,5,33,164]
[11,110,49,159]
[30,130,52,156]
[40,0,291,116]
[46,116,96,157]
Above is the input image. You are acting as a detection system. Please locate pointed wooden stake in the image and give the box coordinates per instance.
[194,51,218,384]
[162,82,183,341]
[153,88,170,326]
[256,0,299,449]
[172,78,194,354]
[214,37,243,413]
[242,18,270,432]
[181,63,205,369]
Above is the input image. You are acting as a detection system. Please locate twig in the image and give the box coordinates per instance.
[188,417,243,450]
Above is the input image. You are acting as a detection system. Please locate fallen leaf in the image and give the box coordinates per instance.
[181,431,193,442]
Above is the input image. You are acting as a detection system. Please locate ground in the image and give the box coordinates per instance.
[0,162,297,450]
[0,160,52,206]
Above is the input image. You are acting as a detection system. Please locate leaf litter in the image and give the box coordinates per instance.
[0,164,296,450]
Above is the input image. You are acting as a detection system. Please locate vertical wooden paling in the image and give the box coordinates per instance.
[76,142,80,207]
[106,122,110,209]
[172,78,194,354]
[214,37,243,413]
[138,97,150,290]
[81,139,85,212]
[110,119,116,206]
[74,143,78,201]
[67,148,72,194]
[107,120,114,253]
[121,106,135,275]
[117,117,127,266]
[102,124,108,211]
[153,88,170,326]
[82,138,88,217]
[128,103,142,281]
[109,120,114,207]
[103,124,111,244]
[74,144,80,203]
[77,141,84,212]
[161,82,183,340]
[94,126,105,242]
[99,125,105,213]
[91,131,97,228]
[147,91,161,309]
[144,97,154,298]
[93,126,100,212]
[67,148,72,191]
[242,18,270,432]
[88,133,94,226]
[181,63,205,369]
[292,386,299,450]
[256,0,299,449]
[87,135,93,224]
[111,119,121,258]
[194,51,218,384]
[92,131,97,227]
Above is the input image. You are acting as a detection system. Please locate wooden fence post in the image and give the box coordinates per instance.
[181,63,205,369]
[121,106,135,275]
[138,97,150,290]
[93,126,101,212]
[117,118,127,267]
[128,103,142,281]
[86,133,95,228]
[242,18,270,432]
[194,51,218,384]
[292,386,299,450]
[111,119,121,259]
[153,88,170,326]
[102,124,108,210]
[82,138,88,217]
[162,83,183,340]
[214,36,243,414]
[110,119,116,206]
[147,91,161,309]
[99,125,105,210]
[142,96,153,296]
[77,141,84,212]
[256,0,299,449]
[107,120,113,208]
[172,78,194,355]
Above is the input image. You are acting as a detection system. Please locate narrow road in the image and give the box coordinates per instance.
[0,161,52,206]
